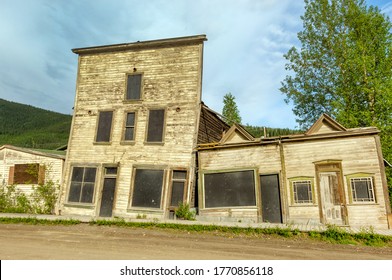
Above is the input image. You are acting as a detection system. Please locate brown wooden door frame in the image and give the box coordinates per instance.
[315,161,348,225]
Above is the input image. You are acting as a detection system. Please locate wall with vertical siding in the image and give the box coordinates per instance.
[60,37,206,219]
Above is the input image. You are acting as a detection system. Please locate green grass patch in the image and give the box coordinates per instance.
[0,217,81,225]
[0,217,391,247]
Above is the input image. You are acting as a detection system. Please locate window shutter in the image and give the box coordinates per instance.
[8,166,14,185]
[38,165,45,185]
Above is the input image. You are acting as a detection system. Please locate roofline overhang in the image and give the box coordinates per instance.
[0,145,66,160]
[197,127,380,151]
[72,34,207,55]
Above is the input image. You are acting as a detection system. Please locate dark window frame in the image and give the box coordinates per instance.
[95,110,114,143]
[350,177,375,203]
[130,167,166,209]
[122,111,137,143]
[169,169,188,209]
[125,73,143,101]
[67,166,97,204]
[202,169,257,208]
[145,108,166,144]
[292,180,313,204]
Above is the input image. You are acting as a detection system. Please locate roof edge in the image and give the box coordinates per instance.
[72,34,207,55]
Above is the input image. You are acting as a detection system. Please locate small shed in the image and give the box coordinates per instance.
[0,145,65,197]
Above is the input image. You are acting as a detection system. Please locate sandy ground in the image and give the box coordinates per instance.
[0,223,392,260]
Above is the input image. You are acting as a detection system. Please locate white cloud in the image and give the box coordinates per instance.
[2,0,386,129]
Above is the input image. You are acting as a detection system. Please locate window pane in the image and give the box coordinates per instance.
[96,111,113,142]
[68,182,82,202]
[147,109,165,142]
[204,170,256,208]
[80,182,95,203]
[126,74,142,100]
[71,167,84,182]
[105,167,118,175]
[125,127,134,141]
[132,169,164,208]
[84,168,97,182]
[170,181,185,207]
[293,181,312,203]
[126,112,135,126]
[351,178,374,202]
[173,170,187,180]
[68,167,97,203]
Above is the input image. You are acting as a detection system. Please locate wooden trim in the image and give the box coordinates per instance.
[374,135,391,214]
[124,72,144,101]
[8,166,14,185]
[72,35,207,55]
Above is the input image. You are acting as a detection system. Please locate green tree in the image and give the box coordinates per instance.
[280,0,392,206]
[222,92,242,126]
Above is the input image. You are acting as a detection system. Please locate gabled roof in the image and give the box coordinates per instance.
[306,113,347,135]
[219,123,254,144]
[0,145,66,160]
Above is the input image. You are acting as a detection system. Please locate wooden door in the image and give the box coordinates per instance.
[260,174,282,223]
[99,178,116,217]
[318,172,343,225]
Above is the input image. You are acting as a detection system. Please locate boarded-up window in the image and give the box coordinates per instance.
[293,180,313,204]
[146,109,165,143]
[12,164,45,185]
[351,177,375,202]
[124,112,136,141]
[96,111,113,142]
[68,167,97,203]
[204,170,256,208]
[170,170,187,207]
[131,169,164,208]
[126,74,142,100]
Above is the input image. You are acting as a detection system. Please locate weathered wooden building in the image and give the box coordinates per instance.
[197,115,391,229]
[0,145,65,197]
[59,34,391,229]
[59,35,228,219]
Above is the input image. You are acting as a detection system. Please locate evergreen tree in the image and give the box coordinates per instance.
[222,93,242,126]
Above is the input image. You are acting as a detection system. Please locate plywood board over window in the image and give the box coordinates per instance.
[146,109,165,143]
[126,73,142,100]
[9,164,45,185]
[95,111,113,143]
[131,168,164,209]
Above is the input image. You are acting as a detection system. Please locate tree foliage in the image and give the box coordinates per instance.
[281,0,392,204]
[281,0,392,129]
[222,93,242,126]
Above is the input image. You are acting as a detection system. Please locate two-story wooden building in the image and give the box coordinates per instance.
[59,35,228,219]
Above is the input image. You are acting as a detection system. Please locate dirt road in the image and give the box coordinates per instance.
[1,223,391,260]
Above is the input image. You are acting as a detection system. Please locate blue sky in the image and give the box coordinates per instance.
[0,0,391,129]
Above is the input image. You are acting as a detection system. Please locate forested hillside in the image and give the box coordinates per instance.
[0,99,72,149]
[244,125,302,138]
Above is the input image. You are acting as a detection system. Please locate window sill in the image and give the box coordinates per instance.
[348,202,378,206]
[127,208,164,214]
[120,141,136,146]
[64,203,95,209]
[93,142,112,145]
[123,99,143,104]
[290,204,318,207]
[144,142,165,146]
